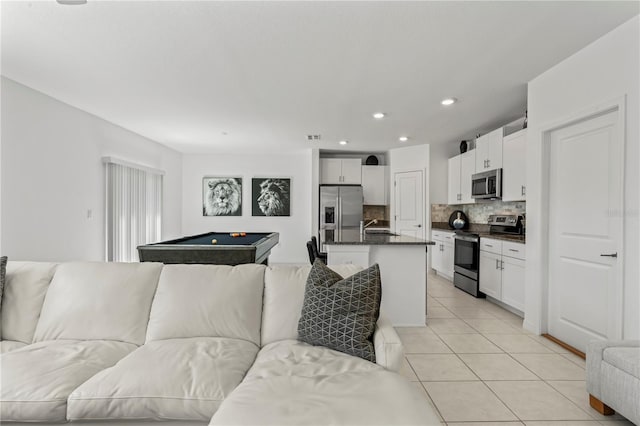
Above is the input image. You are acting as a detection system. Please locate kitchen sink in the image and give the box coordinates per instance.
[364,229,397,236]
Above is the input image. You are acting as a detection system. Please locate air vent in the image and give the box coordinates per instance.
[306,134,322,141]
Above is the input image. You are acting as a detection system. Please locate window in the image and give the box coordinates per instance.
[104,157,163,262]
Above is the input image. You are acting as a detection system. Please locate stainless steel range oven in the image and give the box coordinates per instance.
[453,232,484,298]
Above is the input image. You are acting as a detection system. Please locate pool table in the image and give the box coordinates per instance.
[137,232,279,265]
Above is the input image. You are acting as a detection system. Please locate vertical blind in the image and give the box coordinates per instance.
[105,159,163,262]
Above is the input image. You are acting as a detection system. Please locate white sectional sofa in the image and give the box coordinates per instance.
[1,261,441,425]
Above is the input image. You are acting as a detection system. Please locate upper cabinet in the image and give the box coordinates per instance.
[448,150,475,205]
[320,158,362,184]
[362,165,389,205]
[475,128,503,172]
[502,129,527,201]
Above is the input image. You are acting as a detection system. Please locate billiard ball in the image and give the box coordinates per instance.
[211,239,217,244]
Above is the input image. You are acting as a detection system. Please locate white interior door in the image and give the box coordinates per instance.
[548,109,624,352]
[394,171,423,238]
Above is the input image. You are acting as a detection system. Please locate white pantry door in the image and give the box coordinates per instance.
[548,109,624,352]
[394,171,423,239]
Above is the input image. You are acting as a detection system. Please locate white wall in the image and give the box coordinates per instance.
[389,144,431,241]
[525,16,639,339]
[1,78,183,261]
[181,151,313,265]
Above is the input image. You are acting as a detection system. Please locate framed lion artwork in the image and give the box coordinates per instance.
[202,177,243,216]
[251,178,291,217]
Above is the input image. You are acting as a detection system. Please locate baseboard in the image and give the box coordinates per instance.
[542,334,586,359]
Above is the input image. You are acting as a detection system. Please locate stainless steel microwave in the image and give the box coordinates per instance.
[471,169,502,200]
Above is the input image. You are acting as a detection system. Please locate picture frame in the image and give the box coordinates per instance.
[202,176,243,216]
[251,177,291,217]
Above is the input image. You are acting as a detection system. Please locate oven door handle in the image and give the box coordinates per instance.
[454,235,479,243]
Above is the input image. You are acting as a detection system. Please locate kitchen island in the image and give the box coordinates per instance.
[325,230,435,326]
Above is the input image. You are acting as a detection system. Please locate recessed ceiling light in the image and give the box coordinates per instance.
[441,98,457,106]
[399,136,409,142]
[372,112,386,119]
[339,140,348,145]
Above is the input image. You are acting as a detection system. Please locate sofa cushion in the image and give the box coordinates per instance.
[2,261,58,343]
[0,339,136,422]
[210,340,441,426]
[33,262,162,345]
[146,264,265,346]
[0,340,27,354]
[603,347,640,378]
[68,337,259,421]
[261,264,361,346]
[298,261,381,362]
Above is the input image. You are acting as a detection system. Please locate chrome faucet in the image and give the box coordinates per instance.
[360,219,378,235]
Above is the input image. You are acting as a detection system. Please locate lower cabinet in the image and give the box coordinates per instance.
[432,230,455,279]
[479,238,525,313]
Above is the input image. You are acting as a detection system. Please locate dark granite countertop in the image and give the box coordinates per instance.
[431,222,526,244]
[325,229,435,246]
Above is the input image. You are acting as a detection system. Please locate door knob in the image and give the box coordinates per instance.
[600,253,618,258]
[414,224,422,227]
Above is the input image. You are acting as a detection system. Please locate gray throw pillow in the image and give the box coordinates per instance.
[0,256,7,339]
[298,259,382,362]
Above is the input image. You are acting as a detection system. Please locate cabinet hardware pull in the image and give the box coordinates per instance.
[501,260,504,270]
[487,159,490,168]
[486,244,493,247]
[509,249,519,252]
[495,259,499,269]
[600,253,618,258]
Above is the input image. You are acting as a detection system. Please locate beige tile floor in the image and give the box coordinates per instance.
[396,272,635,426]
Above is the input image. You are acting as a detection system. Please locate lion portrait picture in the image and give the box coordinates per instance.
[252,178,291,217]
[203,177,242,216]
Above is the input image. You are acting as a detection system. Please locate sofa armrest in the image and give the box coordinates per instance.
[373,313,404,372]
[586,340,640,397]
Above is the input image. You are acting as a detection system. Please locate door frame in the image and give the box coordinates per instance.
[393,170,425,240]
[531,95,626,338]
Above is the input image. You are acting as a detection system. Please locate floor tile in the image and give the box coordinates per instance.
[561,353,587,369]
[599,420,636,425]
[546,381,626,421]
[438,334,504,353]
[511,354,586,380]
[427,306,457,319]
[484,334,556,353]
[528,335,572,354]
[459,354,539,380]
[412,381,444,422]
[448,423,524,426]
[524,422,601,425]
[423,381,517,422]
[448,306,498,319]
[400,333,453,354]
[399,357,419,381]
[426,318,478,334]
[464,318,522,334]
[407,354,478,381]
[396,326,435,336]
[487,381,593,421]
[436,297,481,309]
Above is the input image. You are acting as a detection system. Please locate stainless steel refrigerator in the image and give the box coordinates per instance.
[319,185,363,251]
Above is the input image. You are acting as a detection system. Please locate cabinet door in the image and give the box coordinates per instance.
[475,135,488,171]
[460,150,476,203]
[432,242,444,273]
[362,166,387,205]
[479,251,502,299]
[442,242,455,278]
[502,256,525,312]
[448,156,461,204]
[340,159,362,184]
[502,129,527,201]
[320,159,342,184]
[486,128,503,170]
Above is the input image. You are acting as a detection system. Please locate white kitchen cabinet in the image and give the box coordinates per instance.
[475,128,503,172]
[480,250,502,299]
[502,129,527,201]
[362,165,389,205]
[447,156,461,204]
[501,256,525,312]
[320,158,362,184]
[431,230,455,279]
[479,237,525,314]
[447,150,475,205]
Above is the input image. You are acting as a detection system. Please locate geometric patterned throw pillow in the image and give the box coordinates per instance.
[0,255,6,339]
[297,259,382,362]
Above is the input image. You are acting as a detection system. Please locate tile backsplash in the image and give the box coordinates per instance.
[431,201,525,224]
